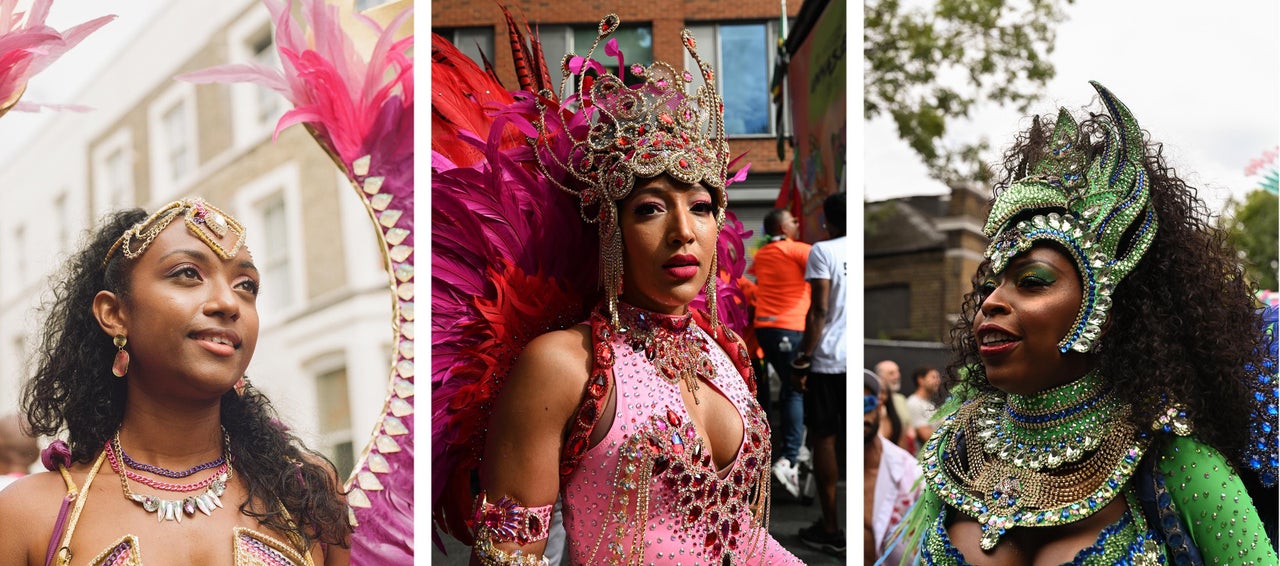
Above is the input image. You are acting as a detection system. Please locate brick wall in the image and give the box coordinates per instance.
[433,0,798,174]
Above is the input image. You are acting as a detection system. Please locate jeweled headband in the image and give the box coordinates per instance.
[983,81,1158,353]
[103,198,246,266]
[530,14,731,328]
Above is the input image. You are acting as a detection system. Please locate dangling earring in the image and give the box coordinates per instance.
[234,376,249,397]
[112,334,129,378]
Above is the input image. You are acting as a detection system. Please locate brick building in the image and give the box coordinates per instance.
[433,0,802,240]
[864,183,990,342]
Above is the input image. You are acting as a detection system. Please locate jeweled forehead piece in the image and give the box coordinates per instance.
[103,198,247,266]
[982,82,1158,354]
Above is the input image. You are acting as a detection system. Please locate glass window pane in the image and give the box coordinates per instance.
[719,24,768,135]
[454,27,495,69]
[317,367,352,433]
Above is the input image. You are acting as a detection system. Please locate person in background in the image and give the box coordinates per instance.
[751,208,811,499]
[0,414,39,492]
[792,191,848,554]
[906,366,941,443]
[874,360,915,452]
[864,370,920,564]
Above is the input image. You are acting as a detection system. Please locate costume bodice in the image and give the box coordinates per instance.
[561,308,801,565]
[913,386,1278,565]
[49,451,313,566]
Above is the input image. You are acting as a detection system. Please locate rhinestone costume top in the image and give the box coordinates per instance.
[560,308,801,565]
[47,451,313,566]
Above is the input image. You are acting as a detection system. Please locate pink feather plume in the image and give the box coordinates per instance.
[0,0,113,113]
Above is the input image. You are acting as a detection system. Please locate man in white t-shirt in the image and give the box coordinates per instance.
[905,366,941,443]
[793,192,847,554]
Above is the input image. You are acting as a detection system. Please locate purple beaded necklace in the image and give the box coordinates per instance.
[117,428,228,478]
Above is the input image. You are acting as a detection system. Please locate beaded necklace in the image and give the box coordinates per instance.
[919,371,1150,551]
[106,429,233,523]
[616,302,713,405]
[121,440,225,478]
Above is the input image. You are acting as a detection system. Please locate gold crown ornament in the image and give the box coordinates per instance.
[529,14,731,329]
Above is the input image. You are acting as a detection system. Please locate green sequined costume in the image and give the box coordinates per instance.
[906,378,1278,565]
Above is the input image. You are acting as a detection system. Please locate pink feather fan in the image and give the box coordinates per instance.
[0,0,113,116]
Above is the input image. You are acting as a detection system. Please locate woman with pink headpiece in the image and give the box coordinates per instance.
[432,12,803,566]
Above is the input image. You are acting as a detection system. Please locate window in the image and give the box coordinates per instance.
[259,193,295,312]
[92,129,134,214]
[162,102,194,180]
[316,366,354,479]
[104,149,131,209]
[249,29,284,127]
[684,21,785,136]
[147,82,198,198]
[443,27,495,68]
[538,23,653,94]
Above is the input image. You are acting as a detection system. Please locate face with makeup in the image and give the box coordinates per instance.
[95,221,260,401]
[618,175,719,314]
[972,245,1090,395]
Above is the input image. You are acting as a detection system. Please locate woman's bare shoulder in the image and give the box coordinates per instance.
[504,325,594,415]
[0,470,74,563]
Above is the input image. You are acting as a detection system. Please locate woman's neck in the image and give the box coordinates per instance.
[118,390,224,464]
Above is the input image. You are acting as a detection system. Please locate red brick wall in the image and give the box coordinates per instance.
[433,0,799,173]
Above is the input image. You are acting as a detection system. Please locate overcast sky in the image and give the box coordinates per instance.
[864,0,1280,213]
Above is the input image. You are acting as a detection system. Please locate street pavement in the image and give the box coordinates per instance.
[428,480,848,564]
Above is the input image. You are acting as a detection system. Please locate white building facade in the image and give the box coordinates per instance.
[0,0,394,478]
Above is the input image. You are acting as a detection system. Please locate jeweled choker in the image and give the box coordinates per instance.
[616,302,713,404]
[976,371,1123,471]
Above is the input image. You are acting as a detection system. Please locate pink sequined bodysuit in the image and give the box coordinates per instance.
[562,307,802,565]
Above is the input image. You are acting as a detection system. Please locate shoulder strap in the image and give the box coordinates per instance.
[46,451,106,566]
[558,312,615,485]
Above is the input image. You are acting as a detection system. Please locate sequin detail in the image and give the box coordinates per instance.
[561,306,800,565]
[233,527,310,566]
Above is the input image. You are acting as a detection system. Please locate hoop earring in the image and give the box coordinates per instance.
[112,334,129,378]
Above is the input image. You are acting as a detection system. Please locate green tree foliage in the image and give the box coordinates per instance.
[1223,189,1279,291]
[865,0,1071,183]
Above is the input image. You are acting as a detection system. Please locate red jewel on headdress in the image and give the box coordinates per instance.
[678,158,689,168]
[659,113,674,125]
[685,35,697,49]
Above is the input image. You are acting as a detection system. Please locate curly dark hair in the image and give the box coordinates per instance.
[947,110,1266,463]
[21,208,352,548]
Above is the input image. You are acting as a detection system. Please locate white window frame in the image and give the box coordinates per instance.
[91,128,136,217]
[146,81,199,200]
[232,163,307,325]
[227,6,285,147]
[684,21,786,138]
[305,352,355,476]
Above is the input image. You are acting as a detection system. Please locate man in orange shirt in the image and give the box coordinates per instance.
[751,208,811,498]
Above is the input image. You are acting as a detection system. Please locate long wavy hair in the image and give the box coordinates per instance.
[22,208,352,548]
[948,111,1266,463]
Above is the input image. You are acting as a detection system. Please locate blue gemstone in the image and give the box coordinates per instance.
[1158,492,1171,507]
